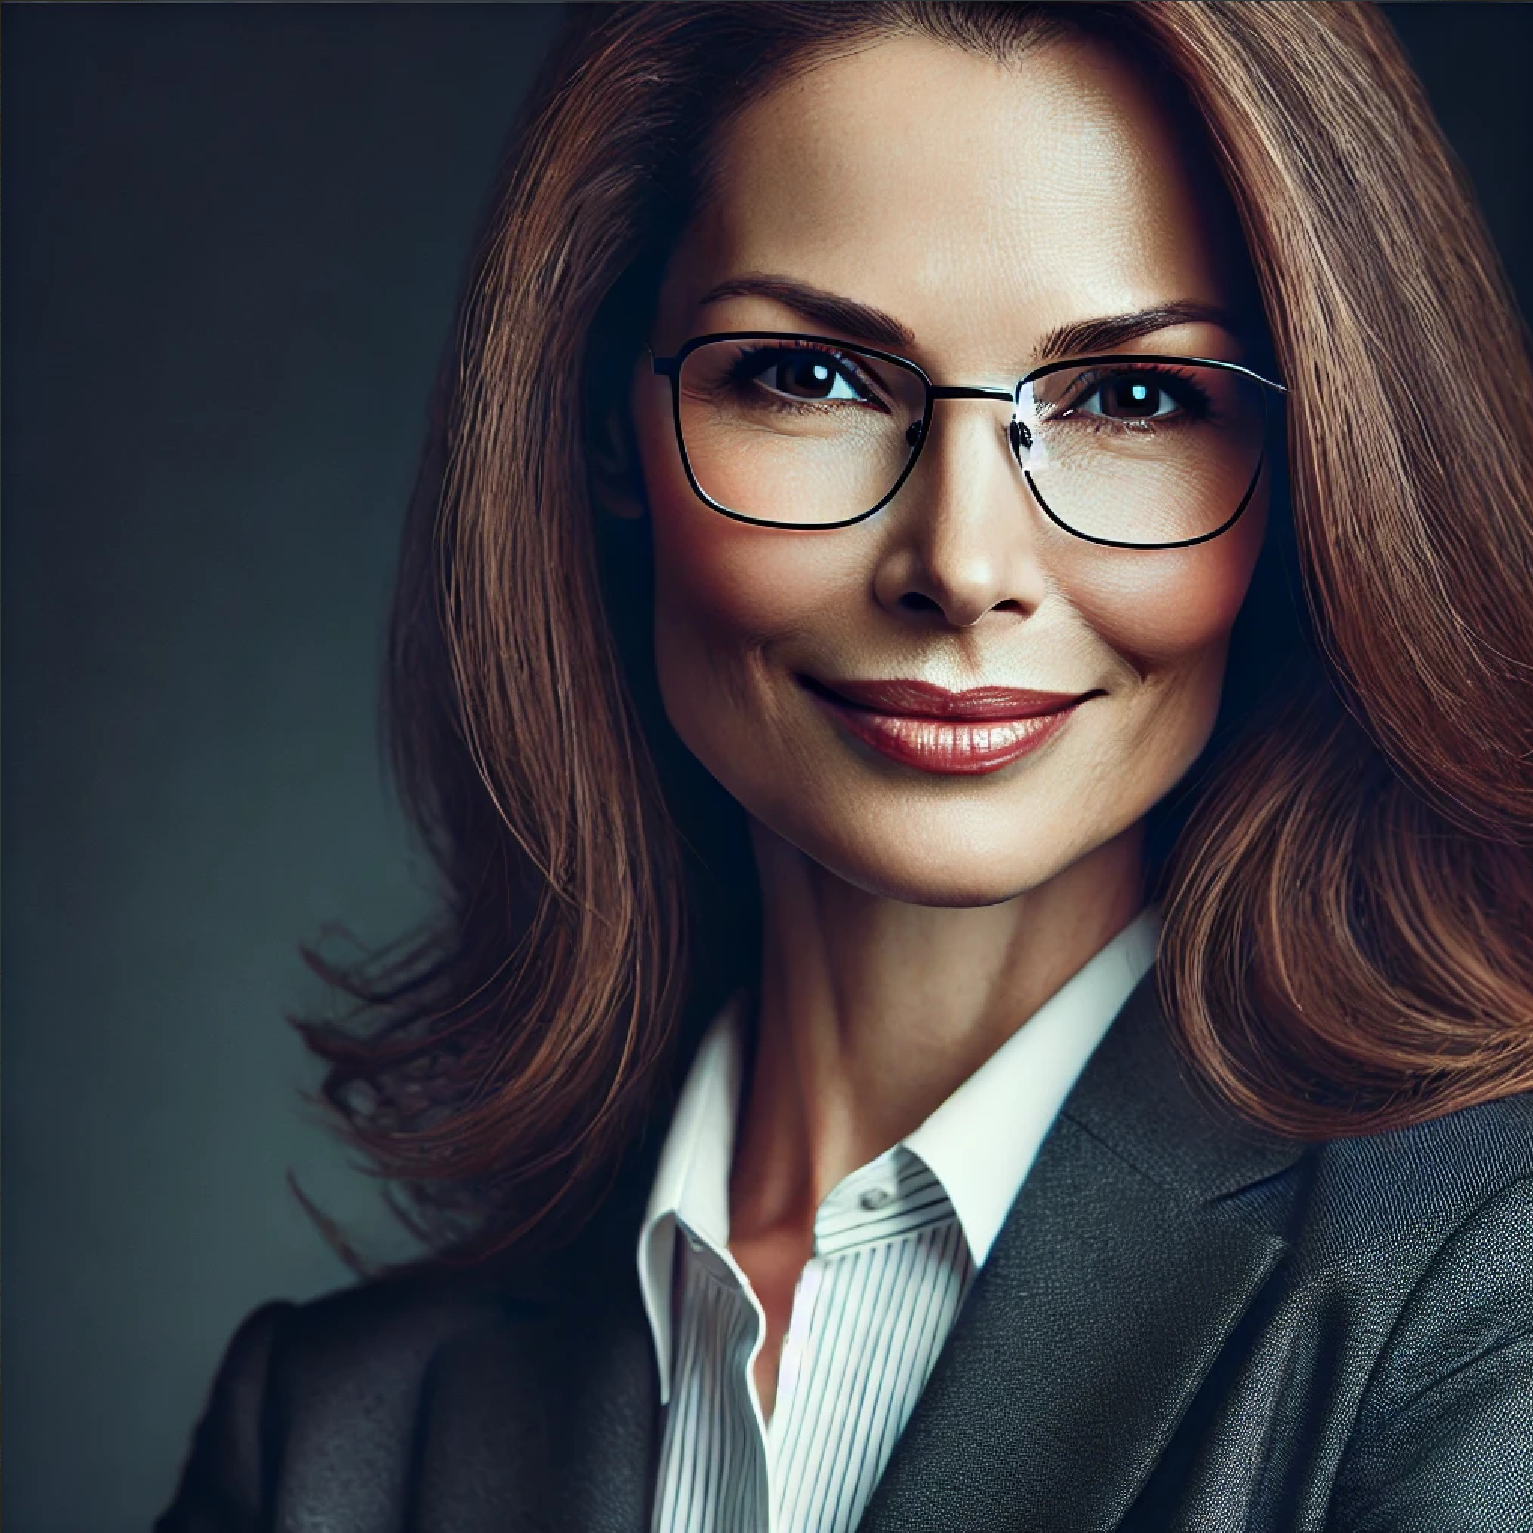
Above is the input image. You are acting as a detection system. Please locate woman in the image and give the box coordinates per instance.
[159,4,1533,1529]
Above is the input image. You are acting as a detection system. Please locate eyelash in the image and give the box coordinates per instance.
[725,343,890,411]
[720,345,1221,433]
[1055,366,1216,428]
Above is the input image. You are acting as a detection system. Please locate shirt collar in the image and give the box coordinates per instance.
[903,906,1161,1265]
[635,907,1161,1403]
[636,995,746,1401]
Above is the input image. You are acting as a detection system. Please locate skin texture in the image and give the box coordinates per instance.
[628,32,1270,1416]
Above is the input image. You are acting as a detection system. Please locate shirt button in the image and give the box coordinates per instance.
[859,1187,892,1212]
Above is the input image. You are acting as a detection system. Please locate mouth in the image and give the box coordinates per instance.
[801,676,1098,775]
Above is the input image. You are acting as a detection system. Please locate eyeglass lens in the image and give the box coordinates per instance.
[673,337,1273,546]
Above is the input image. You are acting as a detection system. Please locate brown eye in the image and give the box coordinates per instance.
[1113,378,1164,416]
[1089,376,1175,419]
[746,349,866,402]
[1072,369,1209,423]
[779,355,842,398]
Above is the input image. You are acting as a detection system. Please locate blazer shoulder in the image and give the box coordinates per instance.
[156,1264,547,1532]
[1328,1170,1533,1530]
[270,1261,545,1384]
[155,1300,294,1531]
[1306,1089,1533,1256]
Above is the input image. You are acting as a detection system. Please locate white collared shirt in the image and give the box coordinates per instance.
[636,908,1161,1533]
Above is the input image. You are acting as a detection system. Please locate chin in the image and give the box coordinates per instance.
[776,814,1093,909]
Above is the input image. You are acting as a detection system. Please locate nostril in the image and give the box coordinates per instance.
[898,591,944,615]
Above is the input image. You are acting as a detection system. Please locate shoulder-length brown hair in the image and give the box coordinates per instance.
[301,2,1533,1264]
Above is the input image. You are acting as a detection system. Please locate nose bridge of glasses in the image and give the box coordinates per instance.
[912,383,1025,456]
[908,383,1033,506]
[927,384,1016,404]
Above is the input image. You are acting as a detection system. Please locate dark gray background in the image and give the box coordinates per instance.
[3,5,1529,1530]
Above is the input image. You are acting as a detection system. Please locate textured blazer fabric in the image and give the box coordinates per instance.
[157,978,1533,1533]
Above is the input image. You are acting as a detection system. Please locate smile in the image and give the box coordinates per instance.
[802,677,1096,775]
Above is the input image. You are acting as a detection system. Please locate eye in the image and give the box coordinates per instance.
[1074,369,1206,422]
[740,347,871,403]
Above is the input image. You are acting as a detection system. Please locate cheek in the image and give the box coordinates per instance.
[1065,495,1267,780]
[1071,495,1265,672]
[634,385,849,755]
[647,479,820,677]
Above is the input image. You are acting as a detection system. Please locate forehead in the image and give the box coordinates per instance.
[672,32,1236,359]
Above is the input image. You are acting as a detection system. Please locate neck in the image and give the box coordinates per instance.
[728,823,1146,1244]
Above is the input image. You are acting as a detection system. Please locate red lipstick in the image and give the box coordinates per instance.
[806,678,1092,775]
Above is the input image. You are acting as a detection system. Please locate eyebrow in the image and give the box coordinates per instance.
[695,275,915,349]
[1033,301,1240,362]
[695,277,1238,366]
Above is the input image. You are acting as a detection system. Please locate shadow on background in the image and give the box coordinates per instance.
[2,5,1528,1530]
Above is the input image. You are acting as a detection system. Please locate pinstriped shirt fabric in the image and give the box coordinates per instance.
[653,1152,974,1533]
[638,908,1163,1533]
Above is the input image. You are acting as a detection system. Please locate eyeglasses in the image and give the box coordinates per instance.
[650,332,1287,549]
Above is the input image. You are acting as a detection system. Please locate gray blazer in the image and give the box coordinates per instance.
[157,978,1533,1532]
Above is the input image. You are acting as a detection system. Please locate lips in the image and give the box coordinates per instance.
[804,677,1093,775]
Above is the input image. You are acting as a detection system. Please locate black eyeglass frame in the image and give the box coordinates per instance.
[650,330,1288,549]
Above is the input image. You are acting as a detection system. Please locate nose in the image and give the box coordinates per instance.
[872,397,1049,629]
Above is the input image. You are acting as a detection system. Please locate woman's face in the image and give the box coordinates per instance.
[630,32,1269,907]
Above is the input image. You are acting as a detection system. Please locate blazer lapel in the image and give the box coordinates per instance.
[860,978,1305,1533]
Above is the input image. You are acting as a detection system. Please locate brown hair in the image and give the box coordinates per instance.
[299,2,1533,1263]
